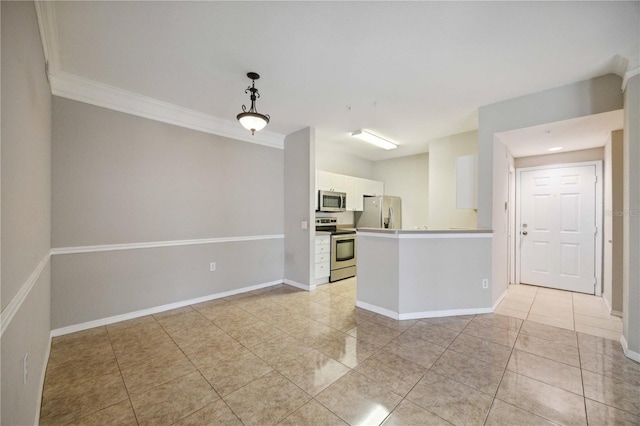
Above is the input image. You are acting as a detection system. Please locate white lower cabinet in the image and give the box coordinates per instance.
[315,235,331,282]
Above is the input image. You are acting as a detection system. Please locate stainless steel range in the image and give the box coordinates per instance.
[315,218,357,282]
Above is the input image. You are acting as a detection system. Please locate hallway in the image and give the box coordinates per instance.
[496,284,622,341]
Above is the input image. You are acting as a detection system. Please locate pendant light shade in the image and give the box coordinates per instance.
[237,72,270,135]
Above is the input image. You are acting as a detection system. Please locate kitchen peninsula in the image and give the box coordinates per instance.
[356,228,497,320]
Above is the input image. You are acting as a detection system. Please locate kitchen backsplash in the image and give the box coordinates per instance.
[315,210,354,225]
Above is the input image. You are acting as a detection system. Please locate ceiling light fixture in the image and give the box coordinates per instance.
[237,72,270,135]
[548,146,563,152]
[351,130,397,150]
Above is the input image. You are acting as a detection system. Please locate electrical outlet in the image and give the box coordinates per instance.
[23,353,29,385]
[482,279,489,289]
[209,262,216,272]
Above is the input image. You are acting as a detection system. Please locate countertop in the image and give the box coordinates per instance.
[356,228,493,234]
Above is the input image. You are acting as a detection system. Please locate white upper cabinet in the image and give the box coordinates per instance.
[345,177,364,211]
[316,171,383,211]
[317,171,346,192]
[363,179,384,197]
[456,154,478,209]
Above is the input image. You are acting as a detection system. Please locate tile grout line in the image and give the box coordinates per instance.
[481,316,524,426]
[105,325,142,425]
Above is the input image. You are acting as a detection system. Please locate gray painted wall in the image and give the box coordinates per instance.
[478,74,624,307]
[52,239,283,329]
[284,127,314,287]
[610,130,624,313]
[622,74,640,356]
[1,2,52,424]
[398,237,492,313]
[52,97,284,246]
[357,235,400,312]
[603,132,624,315]
[51,97,285,328]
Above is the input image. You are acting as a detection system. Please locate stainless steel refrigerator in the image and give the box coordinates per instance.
[356,196,402,229]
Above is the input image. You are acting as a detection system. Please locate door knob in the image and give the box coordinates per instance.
[522,231,528,235]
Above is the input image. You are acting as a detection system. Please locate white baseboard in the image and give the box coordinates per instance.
[284,279,315,291]
[492,288,509,311]
[620,334,640,363]
[398,306,494,320]
[51,280,282,336]
[355,300,496,321]
[315,277,329,286]
[355,301,399,320]
[34,335,52,426]
[611,309,623,318]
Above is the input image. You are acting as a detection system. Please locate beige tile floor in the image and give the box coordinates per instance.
[495,284,624,341]
[41,278,640,425]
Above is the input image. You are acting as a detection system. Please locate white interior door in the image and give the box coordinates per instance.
[518,165,597,294]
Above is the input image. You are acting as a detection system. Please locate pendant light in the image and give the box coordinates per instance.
[237,72,270,135]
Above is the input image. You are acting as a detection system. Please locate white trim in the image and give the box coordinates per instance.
[622,67,640,91]
[49,72,285,150]
[493,288,509,310]
[355,301,399,320]
[50,280,282,337]
[611,309,623,318]
[283,279,315,292]
[398,232,492,239]
[620,334,640,363]
[34,1,60,76]
[358,232,493,239]
[51,234,284,255]
[515,161,604,296]
[398,307,494,320]
[603,293,613,314]
[355,300,496,321]
[34,336,52,426]
[1,252,51,336]
[315,277,329,286]
[357,232,398,239]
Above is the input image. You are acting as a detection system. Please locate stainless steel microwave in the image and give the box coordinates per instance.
[318,190,346,212]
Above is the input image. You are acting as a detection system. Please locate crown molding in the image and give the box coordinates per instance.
[34,1,60,76]
[34,1,284,149]
[50,72,285,149]
[622,67,639,92]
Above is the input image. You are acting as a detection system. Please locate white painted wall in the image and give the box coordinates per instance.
[373,153,429,230]
[514,147,604,168]
[316,145,374,179]
[427,131,478,230]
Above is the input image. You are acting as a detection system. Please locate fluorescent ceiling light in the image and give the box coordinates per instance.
[548,146,563,152]
[351,130,397,150]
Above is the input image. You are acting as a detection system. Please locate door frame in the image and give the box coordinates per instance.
[514,161,603,295]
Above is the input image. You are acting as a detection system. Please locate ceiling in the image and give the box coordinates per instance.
[47,1,639,161]
[497,110,624,158]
